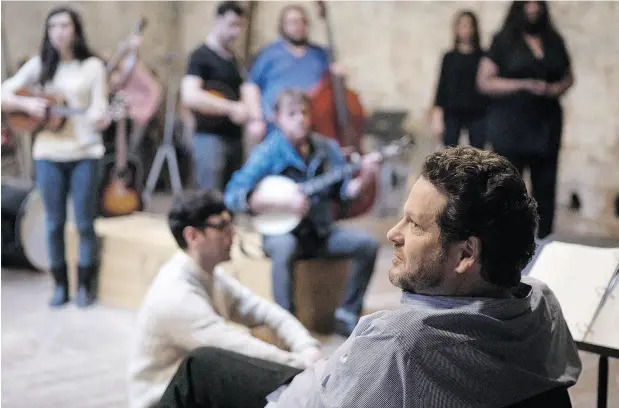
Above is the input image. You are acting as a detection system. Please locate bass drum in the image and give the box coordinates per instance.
[1,179,75,271]
[1,180,34,269]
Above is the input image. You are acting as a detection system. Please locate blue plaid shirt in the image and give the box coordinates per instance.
[224,130,353,233]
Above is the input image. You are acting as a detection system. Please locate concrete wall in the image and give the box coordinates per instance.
[2,1,618,237]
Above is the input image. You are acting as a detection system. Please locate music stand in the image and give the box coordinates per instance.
[142,67,183,205]
[364,110,409,142]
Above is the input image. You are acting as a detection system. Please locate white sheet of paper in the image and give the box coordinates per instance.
[527,242,619,343]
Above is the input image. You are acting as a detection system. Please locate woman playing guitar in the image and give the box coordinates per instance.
[1,6,109,308]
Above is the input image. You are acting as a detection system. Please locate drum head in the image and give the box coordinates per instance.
[18,189,75,271]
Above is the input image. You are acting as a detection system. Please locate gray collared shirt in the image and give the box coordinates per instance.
[266,276,581,408]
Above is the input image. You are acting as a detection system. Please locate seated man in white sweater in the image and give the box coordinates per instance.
[127,189,322,408]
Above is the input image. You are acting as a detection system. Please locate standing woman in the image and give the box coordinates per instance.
[477,1,574,239]
[430,10,488,149]
[1,6,109,307]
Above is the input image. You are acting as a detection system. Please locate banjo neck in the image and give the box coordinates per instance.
[297,135,414,197]
[298,162,360,197]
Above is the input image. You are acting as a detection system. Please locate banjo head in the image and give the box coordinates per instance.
[251,175,302,236]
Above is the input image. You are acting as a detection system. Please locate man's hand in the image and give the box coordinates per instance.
[294,346,322,368]
[229,102,250,125]
[246,119,267,143]
[359,151,381,180]
[329,62,348,78]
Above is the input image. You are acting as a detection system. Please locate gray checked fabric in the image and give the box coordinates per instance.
[266,276,582,408]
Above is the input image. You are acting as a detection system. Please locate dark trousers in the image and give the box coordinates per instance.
[158,347,302,408]
[193,133,244,192]
[498,150,559,239]
[443,114,486,149]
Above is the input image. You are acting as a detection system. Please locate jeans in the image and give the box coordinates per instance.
[443,114,487,149]
[159,347,302,408]
[34,159,101,269]
[193,133,244,192]
[262,226,379,328]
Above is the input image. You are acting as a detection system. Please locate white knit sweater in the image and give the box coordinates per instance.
[126,251,320,408]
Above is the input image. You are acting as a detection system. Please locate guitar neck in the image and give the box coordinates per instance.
[115,117,128,171]
[49,106,88,116]
[299,162,361,197]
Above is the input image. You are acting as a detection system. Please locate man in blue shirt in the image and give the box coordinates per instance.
[244,4,345,142]
[224,89,380,337]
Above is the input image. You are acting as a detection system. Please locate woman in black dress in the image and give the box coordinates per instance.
[430,10,488,149]
[477,1,574,239]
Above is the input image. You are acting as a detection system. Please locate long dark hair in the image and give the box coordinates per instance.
[453,10,482,53]
[498,1,561,45]
[39,6,96,86]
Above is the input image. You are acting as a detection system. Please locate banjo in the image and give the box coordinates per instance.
[251,136,414,236]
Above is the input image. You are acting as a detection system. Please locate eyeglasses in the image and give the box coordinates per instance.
[197,218,235,231]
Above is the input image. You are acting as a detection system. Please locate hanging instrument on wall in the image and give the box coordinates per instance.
[99,94,144,217]
[310,1,377,220]
[107,17,162,127]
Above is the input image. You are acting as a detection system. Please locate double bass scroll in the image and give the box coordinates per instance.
[310,1,377,220]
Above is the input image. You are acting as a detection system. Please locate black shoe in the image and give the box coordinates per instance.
[75,285,95,308]
[49,265,69,307]
[49,284,69,307]
[76,265,98,308]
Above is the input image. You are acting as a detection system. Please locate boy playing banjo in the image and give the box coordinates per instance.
[224,89,381,337]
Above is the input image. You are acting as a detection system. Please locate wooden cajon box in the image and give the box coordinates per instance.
[221,231,351,334]
[66,212,178,309]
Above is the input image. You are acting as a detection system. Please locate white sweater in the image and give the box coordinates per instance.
[1,55,107,161]
[126,251,320,408]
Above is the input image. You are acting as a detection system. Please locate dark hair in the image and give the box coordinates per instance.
[273,89,311,113]
[453,10,482,53]
[498,1,561,45]
[216,1,245,18]
[168,190,229,249]
[39,6,96,86]
[422,146,539,288]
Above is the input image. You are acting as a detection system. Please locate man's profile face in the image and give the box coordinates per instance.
[387,177,454,293]
[218,11,243,45]
[187,211,235,266]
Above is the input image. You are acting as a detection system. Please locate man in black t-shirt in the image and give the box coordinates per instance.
[181,1,256,191]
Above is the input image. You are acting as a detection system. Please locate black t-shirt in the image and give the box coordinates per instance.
[186,44,244,138]
[485,32,571,155]
[434,50,488,117]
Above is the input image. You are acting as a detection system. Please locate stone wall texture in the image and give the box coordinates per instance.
[2,1,618,238]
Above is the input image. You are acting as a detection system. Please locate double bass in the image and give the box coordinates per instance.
[310,1,378,220]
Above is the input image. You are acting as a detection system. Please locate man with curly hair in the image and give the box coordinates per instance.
[158,146,582,408]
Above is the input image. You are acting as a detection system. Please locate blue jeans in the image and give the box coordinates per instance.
[262,226,379,327]
[34,159,101,269]
[193,133,244,192]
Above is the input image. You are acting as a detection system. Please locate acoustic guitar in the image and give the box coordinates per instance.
[251,136,413,236]
[4,88,90,134]
[99,94,144,217]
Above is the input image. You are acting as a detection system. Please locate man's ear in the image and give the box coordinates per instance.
[454,236,481,275]
[182,226,198,247]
